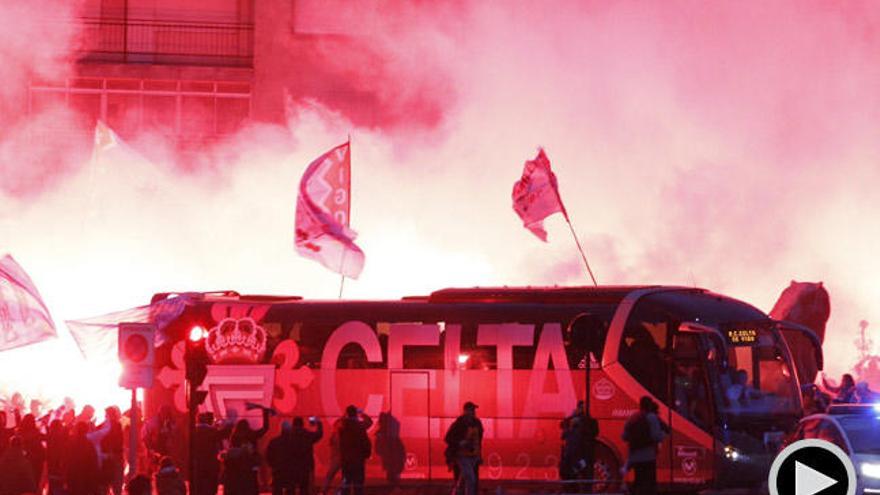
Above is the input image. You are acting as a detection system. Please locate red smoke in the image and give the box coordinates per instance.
[1,0,880,405]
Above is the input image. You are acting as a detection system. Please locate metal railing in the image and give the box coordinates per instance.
[77,18,254,67]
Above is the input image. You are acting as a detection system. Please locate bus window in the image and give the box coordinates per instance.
[620,304,671,403]
[672,334,711,428]
[401,336,443,370]
[462,324,497,370]
[566,313,607,369]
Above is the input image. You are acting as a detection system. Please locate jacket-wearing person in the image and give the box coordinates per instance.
[444,402,484,495]
[622,397,667,495]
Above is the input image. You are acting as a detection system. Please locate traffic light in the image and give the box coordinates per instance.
[185,325,210,406]
[118,323,156,389]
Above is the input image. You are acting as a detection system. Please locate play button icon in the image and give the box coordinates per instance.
[770,439,856,495]
[796,461,837,495]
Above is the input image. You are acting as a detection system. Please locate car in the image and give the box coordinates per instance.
[788,404,880,494]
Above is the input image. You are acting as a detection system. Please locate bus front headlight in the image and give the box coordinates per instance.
[724,445,745,462]
[862,462,880,479]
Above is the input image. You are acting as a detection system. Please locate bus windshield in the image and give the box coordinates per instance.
[717,326,800,416]
[627,291,801,418]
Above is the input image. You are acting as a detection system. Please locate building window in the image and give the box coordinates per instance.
[29,77,251,142]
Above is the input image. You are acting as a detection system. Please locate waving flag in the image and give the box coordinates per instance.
[295,141,365,278]
[0,255,56,351]
[66,294,192,360]
[512,148,568,241]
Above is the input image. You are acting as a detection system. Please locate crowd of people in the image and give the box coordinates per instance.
[799,372,879,415]
[0,402,126,495]
[2,373,872,495]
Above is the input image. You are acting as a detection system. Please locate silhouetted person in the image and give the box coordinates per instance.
[0,436,37,495]
[289,416,322,495]
[46,420,68,495]
[93,406,124,495]
[375,412,405,487]
[154,456,186,495]
[222,407,271,495]
[0,411,14,456]
[267,421,294,495]
[560,400,598,483]
[77,406,96,429]
[67,422,101,495]
[444,402,484,495]
[622,397,667,495]
[193,412,230,495]
[339,405,372,495]
[143,405,176,471]
[16,414,45,492]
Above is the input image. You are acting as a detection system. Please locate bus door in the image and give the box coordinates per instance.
[390,370,432,481]
[669,331,715,487]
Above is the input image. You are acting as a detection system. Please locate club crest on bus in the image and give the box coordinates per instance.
[592,377,615,400]
[205,303,269,364]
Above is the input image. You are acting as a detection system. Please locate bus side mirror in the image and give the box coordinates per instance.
[568,313,605,361]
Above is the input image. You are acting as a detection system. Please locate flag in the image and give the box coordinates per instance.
[66,294,193,360]
[512,148,568,241]
[91,120,120,164]
[294,141,365,278]
[0,255,57,351]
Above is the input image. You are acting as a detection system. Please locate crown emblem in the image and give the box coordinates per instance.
[206,317,267,364]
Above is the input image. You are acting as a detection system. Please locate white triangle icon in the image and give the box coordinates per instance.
[795,461,838,495]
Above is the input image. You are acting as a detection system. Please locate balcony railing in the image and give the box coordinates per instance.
[78,18,254,68]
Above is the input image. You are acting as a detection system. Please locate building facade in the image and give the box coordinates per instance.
[30,0,382,151]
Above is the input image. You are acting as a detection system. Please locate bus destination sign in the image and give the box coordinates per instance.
[726,328,758,345]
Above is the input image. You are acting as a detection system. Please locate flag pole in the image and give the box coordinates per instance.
[337,249,347,299]
[563,214,598,286]
[338,133,352,300]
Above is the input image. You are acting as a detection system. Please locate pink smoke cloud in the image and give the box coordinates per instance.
[2,0,880,406]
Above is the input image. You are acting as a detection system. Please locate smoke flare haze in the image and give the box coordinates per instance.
[1,0,879,409]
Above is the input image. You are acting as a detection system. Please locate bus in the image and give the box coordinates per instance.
[146,285,820,491]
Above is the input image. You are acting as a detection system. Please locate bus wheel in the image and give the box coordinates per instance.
[592,443,621,493]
